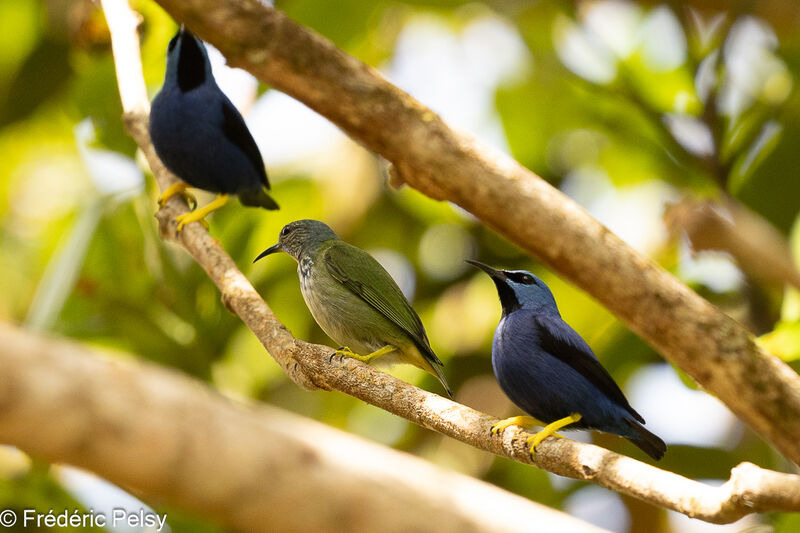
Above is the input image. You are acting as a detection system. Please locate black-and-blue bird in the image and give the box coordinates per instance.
[468,260,666,460]
[149,27,278,230]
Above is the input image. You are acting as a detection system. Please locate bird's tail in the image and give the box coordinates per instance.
[430,360,453,399]
[409,343,453,398]
[624,419,666,460]
[238,187,279,210]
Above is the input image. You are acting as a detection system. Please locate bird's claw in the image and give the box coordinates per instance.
[334,346,356,358]
[490,416,541,436]
[329,347,352,364]
[158,182,192,208]
[158,190,197,210]
[172,194,229,232]
[526,433,547,457]
[174,213,209,232]
[334,344,396,364]
[525,413,581,457]
[181,191,198,210]
[491,420,514,436]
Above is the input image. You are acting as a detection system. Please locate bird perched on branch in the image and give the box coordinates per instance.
[255,219,452,397]
[468,260,665,460]
[149,27,278,231]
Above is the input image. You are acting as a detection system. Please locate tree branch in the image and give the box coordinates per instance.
[664,196,800,291]
[142,0,800,466]
[0,322,617,533]
[91,0,800,523]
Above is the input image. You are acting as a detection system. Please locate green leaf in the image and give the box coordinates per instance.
[758,322,800,361]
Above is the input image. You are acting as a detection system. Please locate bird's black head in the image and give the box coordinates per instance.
[254,219,340,263]
[165,27,213,92]
[466,260,559,316]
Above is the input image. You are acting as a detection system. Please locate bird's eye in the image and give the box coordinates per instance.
[521,274,536,285]
[167,35,178,52]
[280,227,290,237]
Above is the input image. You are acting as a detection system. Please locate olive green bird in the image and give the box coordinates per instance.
[254,219,452,397]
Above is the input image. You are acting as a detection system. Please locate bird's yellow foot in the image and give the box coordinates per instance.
[333,344,397,363]
[174,194,229,231]
[174,211,209,231]
[329,347,352,363]
[158,182,196,208]
[527,413,582,456]
[491,415,544,436]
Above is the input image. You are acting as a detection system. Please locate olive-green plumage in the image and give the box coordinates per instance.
[255,219,451,397]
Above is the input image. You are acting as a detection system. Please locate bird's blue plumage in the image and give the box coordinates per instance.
[493,310,641,432]
[149,29,277,209]
[469,261,666,460]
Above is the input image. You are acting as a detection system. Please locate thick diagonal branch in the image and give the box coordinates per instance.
[0,322,615,533]
[93,0,800,523]
[145,0,800,465]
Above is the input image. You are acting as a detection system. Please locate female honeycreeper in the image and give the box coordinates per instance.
[149,28,278,231]
[468,260,666,460]
[254,219,452,397]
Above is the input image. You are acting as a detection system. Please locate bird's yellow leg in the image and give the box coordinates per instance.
[158,182,196,208]
[527,413,582,456]
[175,194,229,231]
[492,416,566,439]
[492,416,545,435]
[334,344,397,363]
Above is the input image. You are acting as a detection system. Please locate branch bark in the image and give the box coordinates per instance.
[0,322,615,533]
[144,0,800,466]
[91,0,800,524]
[664,196,800,290]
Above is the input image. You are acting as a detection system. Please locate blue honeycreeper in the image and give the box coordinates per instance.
[149,27,278,231]
[468,260,666,460]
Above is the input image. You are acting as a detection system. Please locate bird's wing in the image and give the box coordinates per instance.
[220,98,270,187]
[533,313,644,423]
[323,243,442,366]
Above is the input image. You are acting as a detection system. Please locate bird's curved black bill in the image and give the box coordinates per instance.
[253,243,282,263]
[465,259,506,280]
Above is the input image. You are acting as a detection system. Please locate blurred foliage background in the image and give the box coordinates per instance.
[2,0,800,531]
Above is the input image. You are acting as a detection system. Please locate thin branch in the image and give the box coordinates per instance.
[0,322,616,533]
[92,0,800,524]
[145,0,800,466]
